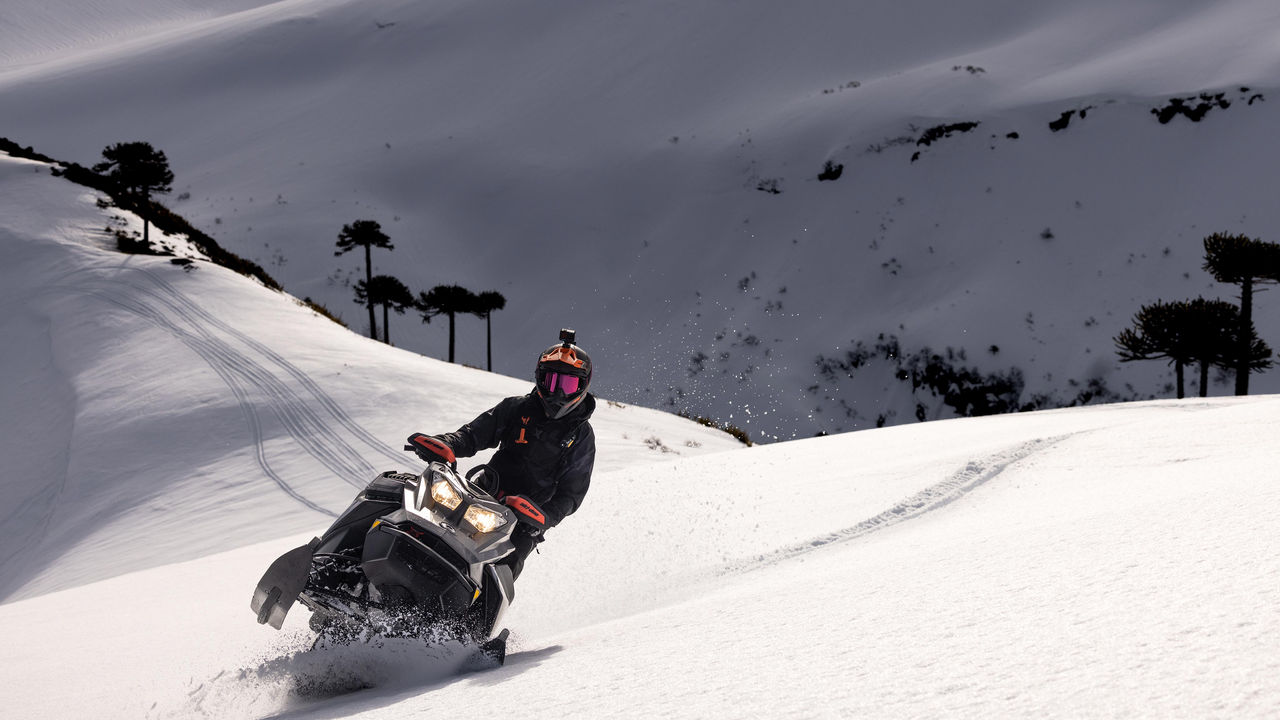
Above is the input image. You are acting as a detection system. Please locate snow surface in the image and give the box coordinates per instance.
[2,153,1280,717]
[4,0,1280,440]
[4,2,1280,717]
[0,154,742,601]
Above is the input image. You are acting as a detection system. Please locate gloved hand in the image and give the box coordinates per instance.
[407,433,456,468]
[516,523,543,538]
[503,495,547,532]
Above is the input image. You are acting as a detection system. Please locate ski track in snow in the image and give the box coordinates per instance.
[56,261,417,516]
[84,286,339,515]
[118,270,377,478]
[0,435,70,586]
[134,266,415,469]
[721,434,1074,576]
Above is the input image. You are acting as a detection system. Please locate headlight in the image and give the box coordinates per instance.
[463,505,507,534]
[431,478,463,510]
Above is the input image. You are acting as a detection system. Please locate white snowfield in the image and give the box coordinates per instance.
[2,154,1279,718]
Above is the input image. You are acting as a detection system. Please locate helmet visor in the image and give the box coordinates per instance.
[540,371,580,396]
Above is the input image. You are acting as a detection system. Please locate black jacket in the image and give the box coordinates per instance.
[435,393,596,528]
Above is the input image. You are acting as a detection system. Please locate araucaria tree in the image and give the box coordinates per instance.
[472,290,507,371]
[1202,232,1280,395]
[354,275,414,345]
[93,142,174,246]
[417,285,478,363]
[335,220,394,339]
[1115,298,1273,398]
[1116,300,1196,398]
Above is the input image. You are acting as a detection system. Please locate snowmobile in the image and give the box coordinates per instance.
[250,434,547,665]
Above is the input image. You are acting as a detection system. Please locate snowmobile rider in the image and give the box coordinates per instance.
[412,329,596,580]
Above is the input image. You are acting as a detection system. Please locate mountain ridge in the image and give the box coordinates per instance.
[3,0,1279,442]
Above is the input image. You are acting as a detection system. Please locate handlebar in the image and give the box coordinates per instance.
[406,433,457,465]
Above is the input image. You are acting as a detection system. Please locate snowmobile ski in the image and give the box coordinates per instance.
[478,628,510,666]
[251,536,321,629]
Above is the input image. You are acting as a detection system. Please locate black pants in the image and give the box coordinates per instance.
[501,530,542,580]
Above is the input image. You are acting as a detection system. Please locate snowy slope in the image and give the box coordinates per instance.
[0,153,743,601]
[3,0,1280,440]
[0,385,1276,718]
[3,5,1280,716]
[1,137,1279,720]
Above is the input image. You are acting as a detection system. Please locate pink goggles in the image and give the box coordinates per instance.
[540,371,581,395]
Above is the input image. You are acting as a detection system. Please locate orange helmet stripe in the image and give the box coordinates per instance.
[540,346,585,368]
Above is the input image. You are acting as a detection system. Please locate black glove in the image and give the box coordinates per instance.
[407,433,456,468]
[515,524,543,539]
[503,495,547,532]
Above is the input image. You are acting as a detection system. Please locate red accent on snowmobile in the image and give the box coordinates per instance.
[503,495,547,528]
[410,433,456,463]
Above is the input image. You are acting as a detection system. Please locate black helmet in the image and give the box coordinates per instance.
[535,329,592,419]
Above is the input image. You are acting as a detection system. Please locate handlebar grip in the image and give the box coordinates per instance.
[503,495,547,530]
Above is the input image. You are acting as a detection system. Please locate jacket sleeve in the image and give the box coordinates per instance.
[434,397,517,458]
[542,423,596,528]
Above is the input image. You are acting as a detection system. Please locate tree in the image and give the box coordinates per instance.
[92,142,174,247]
[1183,299,1240,396]
[1115,298,1273,398]
[472,290,507,371]
[1178,298,1274,396]
[1202,233,1280,394]
[1116,300,1197,398]
[417,285,478,363]
[354,275,414,345]
[335,220,394,339]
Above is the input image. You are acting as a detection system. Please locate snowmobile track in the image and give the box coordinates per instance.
[57,261,419,516]
[119,278,374,479]
[84,287,336,516]
[134,267,413,468]
[722,434,1076,575]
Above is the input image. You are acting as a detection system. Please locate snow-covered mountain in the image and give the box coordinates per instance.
[0,153,744,601]
[4,0,1280,440]
[2,155,1278,717]
[4,3,1280,717]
